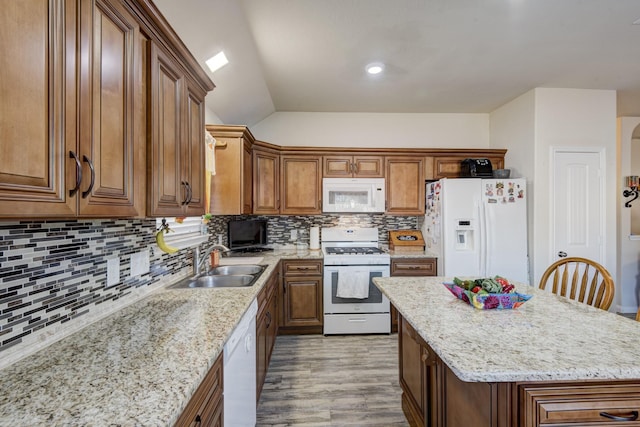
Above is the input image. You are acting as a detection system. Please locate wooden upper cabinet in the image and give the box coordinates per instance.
[253,147,280,215]
[0,0,147,218]
[207,125,254,215]
[385,157,425,215]
[0,0,213,219]
[323,155,384,178]
[280,155,322,215]
[148,46,208,217]
[148,44,185,217]
[432,155,505,179]
[0,0,77,217]
[183,80,207,216]
[78,0,145,217]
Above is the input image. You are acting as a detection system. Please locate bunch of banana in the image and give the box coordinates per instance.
[156,225,179,254]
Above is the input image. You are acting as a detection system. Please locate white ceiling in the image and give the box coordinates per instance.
[154,0,640,127]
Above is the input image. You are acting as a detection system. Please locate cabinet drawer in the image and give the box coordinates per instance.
[390,258,437,276]
[521,383,640,426]
[282,260,323,276]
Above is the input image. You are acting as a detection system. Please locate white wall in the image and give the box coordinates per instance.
[205,98,224,124]
[533,89,617,293]
[250,112,490,148]
[490,89,617,293]
[489,90,536,284]
[617,117,640,313]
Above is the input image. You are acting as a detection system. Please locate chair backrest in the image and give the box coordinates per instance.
[538,257,614,310]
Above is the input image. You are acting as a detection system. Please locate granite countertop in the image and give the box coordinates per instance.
[373,276,640,383]
[0,249,321,427]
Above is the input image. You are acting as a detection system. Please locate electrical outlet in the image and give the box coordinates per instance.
[290,229,298,241]
[130,250,150,277]
[107,257,120,286]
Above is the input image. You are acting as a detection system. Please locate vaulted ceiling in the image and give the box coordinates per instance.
[155,0,640,127]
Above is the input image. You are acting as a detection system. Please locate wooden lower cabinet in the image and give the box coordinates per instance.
[399,313,640,427]
[520,382,640,427]
[174,352,223,427]
[257,267,279,401]
[279,259,323,334]
[399,315,441,427]
[390,258,437,332]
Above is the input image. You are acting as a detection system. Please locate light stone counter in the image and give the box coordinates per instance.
[0,249,321,427]
[373,276,640,383]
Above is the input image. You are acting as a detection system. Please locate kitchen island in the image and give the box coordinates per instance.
[0,249,321,426]
[373,276,640,427]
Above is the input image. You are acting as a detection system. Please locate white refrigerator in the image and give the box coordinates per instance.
[422,178,529,284]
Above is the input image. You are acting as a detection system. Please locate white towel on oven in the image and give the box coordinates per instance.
[336,269,370,299]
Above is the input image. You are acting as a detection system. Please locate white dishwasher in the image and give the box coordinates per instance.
[224,299,258,427]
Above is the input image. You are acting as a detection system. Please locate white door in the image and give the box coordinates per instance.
[552,149,604,263]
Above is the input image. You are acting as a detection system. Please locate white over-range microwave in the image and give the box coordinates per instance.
[322,178,386,213]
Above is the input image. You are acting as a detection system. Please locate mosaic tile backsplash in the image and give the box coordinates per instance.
[0,214,420,364]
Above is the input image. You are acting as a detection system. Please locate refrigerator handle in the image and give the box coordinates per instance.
[478,200,488,277]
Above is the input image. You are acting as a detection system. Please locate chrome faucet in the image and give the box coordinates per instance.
[193,245,230,276]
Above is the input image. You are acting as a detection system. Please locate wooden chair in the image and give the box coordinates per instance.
[635,308,640,322]
[538,257,614,310]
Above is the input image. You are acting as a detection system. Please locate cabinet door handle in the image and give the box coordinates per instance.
[352,163,358,174]
[181,181,189,205]
[266,311,272,328]
[185,181,193,204]
[600,411,638,421]
[81,155,95,199]
[194,414,202,426]
[69,151,82,197]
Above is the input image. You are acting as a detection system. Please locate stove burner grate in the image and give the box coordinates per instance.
[324,246,384,255]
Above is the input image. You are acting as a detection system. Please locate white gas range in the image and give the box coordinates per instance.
[321,227,390,335]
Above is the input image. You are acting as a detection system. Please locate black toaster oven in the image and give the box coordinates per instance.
[460,158,493,178]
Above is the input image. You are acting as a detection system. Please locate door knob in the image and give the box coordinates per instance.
[558,251,567,258]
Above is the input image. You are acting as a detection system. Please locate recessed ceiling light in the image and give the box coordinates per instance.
[205,51,229,73]
[366,62,385,75]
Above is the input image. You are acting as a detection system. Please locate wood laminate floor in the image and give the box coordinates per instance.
[256,334,409,427]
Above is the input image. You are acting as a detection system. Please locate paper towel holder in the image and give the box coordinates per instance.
[309,226,320,250]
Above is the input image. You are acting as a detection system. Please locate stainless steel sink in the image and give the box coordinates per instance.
[180,275,255,288]
[208,265,264,275]
[172,264,266,289]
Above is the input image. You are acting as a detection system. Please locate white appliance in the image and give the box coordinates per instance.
[322,227,390,334]
[422,178,529,284]
[224,299,258,427]
[322,178,385,213]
